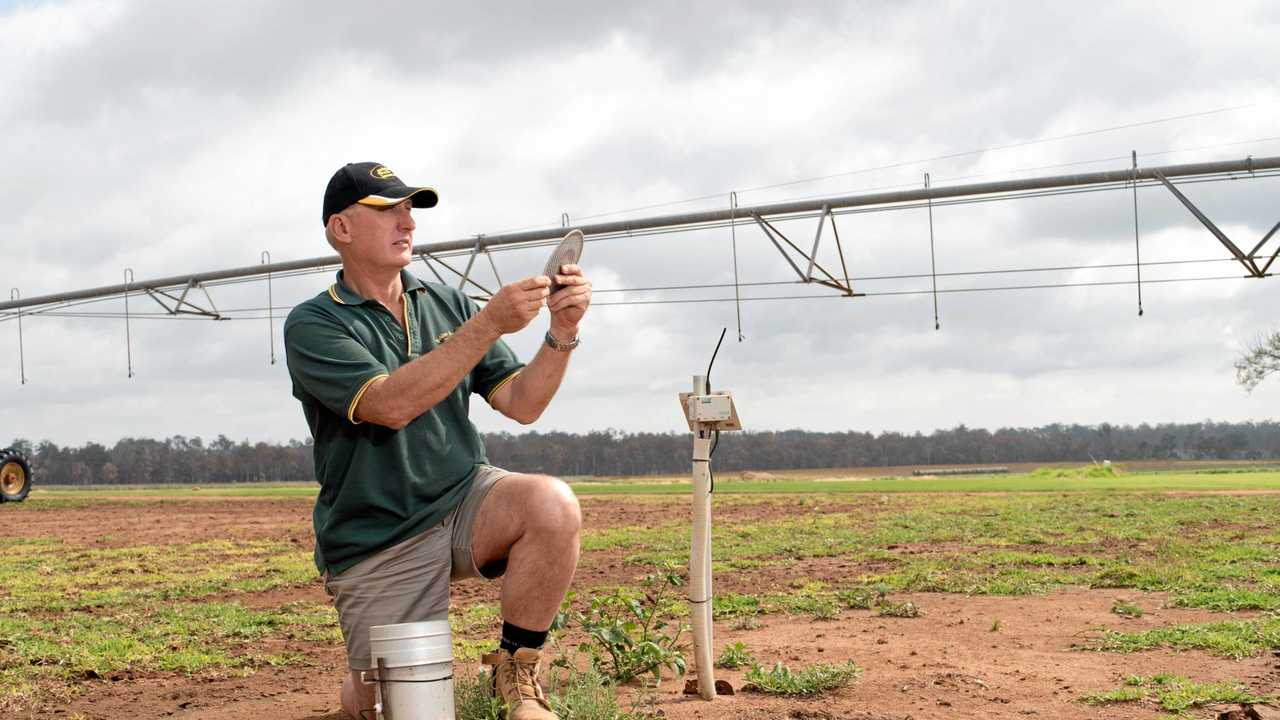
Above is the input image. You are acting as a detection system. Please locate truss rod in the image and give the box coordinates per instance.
[1,154,1278,313]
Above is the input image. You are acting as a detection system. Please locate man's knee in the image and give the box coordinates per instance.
[526,475,581,537]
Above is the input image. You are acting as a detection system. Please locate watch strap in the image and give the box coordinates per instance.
[545,330,580,352]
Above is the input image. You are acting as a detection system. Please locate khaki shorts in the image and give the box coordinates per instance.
[323,464,511,669]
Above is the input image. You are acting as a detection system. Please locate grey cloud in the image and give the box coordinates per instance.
[4,0,1280,447]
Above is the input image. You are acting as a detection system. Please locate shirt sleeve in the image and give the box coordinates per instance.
[284,309,391,424]
[459,294,526,404]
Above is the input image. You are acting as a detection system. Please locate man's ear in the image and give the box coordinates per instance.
[327,212,352,246]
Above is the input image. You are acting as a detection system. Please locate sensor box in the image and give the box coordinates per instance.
[688,394,733,422]
[678,391,742,431]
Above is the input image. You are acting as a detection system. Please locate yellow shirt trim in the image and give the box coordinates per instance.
[485,369,522,406]
[327,285,347,304]
[401,294,412,356]
[347,373,389,424]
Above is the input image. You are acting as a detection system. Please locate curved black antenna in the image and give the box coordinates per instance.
[706,327,727,393]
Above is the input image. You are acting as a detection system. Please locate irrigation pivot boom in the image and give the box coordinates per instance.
[678,333,742,700]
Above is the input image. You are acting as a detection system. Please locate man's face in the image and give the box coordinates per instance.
[340,199,416,269]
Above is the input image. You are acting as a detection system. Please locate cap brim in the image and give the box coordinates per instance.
[356,186,439,209]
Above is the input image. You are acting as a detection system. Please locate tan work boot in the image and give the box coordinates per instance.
[481,647,558,720]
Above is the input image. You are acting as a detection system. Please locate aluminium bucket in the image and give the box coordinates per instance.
[369,620,454,720]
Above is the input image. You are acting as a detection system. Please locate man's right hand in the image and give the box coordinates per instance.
[480,276,552,334]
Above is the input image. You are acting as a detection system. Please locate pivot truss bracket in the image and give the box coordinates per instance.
[145,280,226,319]
[752,208,863,297]
[417,246,495,301]
[1153,171,1280,277]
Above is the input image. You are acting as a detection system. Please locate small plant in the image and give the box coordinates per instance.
[1111,599,1144,618]
[731,616,762,631]
[716,642,756,669]
[742,660,861,696]
[806,596,840,620]
[454,671,505,720]
[877,600,924,618]
[836,586,876,610]
[989,618,1002,632]
[569,566,688,684]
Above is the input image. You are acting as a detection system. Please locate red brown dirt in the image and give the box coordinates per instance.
[8,493,1278,720]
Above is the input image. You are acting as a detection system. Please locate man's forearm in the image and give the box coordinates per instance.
[356,314,502,428]
[501,326,577,424]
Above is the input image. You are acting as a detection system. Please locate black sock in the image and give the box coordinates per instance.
[499,621,548,653]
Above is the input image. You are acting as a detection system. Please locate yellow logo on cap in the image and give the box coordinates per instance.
[371,166,397,180]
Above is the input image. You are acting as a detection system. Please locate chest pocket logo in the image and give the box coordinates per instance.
[434,331,454,345]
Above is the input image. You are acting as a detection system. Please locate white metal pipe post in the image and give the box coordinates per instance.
[688,373,716,700]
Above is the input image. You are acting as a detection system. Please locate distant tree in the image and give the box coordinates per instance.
[1237,331,1280,391]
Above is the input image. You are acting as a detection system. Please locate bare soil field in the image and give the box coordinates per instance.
[5,488,1280,720]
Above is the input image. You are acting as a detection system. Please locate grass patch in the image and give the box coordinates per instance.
[712,593,762,620]
[1170,588,1280,612]
[0,539,315,613]
[1080,616,1280,659]
[742,660,861,696]
[0,601,335,683]
[1083,674,1273,713]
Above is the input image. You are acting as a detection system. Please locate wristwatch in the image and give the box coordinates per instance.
[545,330,580,352]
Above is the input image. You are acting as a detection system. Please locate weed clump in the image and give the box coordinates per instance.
[742,660,861,696]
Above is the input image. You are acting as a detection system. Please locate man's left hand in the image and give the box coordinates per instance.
[547,264,591,334]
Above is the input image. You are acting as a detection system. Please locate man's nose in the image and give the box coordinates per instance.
[399,206,415,230]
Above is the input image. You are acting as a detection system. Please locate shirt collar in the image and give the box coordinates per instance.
[328,269,427,305]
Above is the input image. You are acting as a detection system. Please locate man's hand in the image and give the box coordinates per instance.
[547,264,591,335]
[481,276,551,334]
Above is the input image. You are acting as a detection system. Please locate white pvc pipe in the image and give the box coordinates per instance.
[689,374,716,700]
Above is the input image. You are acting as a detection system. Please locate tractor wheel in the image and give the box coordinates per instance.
[0,452,32,503]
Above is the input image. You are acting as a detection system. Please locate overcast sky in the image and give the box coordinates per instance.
[1,0,1278,448]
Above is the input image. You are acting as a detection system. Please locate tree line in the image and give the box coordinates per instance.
[7,420,1280,486]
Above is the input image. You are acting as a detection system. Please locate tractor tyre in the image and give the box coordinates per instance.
[0,451,32,503]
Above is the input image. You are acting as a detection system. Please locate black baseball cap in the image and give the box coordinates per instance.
[322,162,438,226]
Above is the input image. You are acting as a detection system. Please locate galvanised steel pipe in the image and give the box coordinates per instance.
[2,154,1277,313]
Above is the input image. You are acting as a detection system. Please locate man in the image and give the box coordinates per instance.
[284,162,590,720]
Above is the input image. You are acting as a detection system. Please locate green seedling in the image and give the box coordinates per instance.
[715,642,756,669]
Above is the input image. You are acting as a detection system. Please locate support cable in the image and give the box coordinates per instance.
[482,104,1261,235]
[925,172,940,330]
[729,192,743,342]
[123,269,134,378]
[1132,151,1145,317]
[10,289,25,384]
[0,255,1259,323]
[262,251,276,364]
[11,271,1258,318]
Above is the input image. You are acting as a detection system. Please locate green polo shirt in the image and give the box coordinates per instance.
[284,269,524,576]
